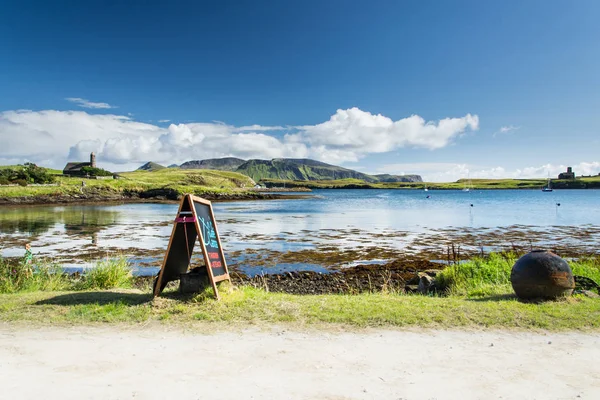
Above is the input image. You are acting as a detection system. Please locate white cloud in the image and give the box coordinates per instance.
[493,125,520,137]
[234,124,286,132]
[288,107,479,162]
[158,119,170,123]
[65,97,116,109]
[379,162,600,182]
[0,107,477,169]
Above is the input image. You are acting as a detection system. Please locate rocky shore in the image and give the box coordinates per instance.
[0,188,312,206]
[231,258,442,295]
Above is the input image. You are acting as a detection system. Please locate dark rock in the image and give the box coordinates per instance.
[510,250,575,300]
[179,268,209,294]
[405,285,419,293]
[418,274,434,294]
[574,275,600,293]
[574,290,600,299]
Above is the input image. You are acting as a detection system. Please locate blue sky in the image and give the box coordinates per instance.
[1,0,599,181]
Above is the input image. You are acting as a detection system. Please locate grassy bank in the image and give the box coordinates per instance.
[437,252,600,297]
[262,176,600,190]
[0,167,259,201]
[3,165,599,205]
[1,286,599,329]
[1,254,599,329]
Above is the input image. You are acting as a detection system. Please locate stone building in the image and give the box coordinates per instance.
[63,152,96,176]
[558,167,575,180]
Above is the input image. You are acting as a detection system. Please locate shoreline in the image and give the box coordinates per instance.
[2,183,600,206]
[0,192,314,207]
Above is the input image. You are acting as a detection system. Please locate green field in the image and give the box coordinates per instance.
[262,176,600,190]
[0,167,257,199]
[2,165,600,203]
[1,254,599,329]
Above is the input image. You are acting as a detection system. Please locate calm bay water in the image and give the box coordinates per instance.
[1,189,599,273]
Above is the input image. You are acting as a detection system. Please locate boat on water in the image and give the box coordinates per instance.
[462,176,473,192]
[424,185,428,192]
[542,177,553,192]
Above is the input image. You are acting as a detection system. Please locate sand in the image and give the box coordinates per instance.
[0,326,599,400]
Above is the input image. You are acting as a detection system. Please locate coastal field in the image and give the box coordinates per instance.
[262,176,600,190]
[0,167,264,202]
[2,166,600,205]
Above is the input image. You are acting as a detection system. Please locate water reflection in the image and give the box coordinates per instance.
[0,206,120,238]
[1,190,599,269]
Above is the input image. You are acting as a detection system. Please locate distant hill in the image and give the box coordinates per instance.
[373,174,422,183]
[167,157,422,183]
[167,164,179,168]
[137,162,166,171]
[180,157,246,171]
[236,158,422,183]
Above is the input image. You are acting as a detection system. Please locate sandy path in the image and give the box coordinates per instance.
[0,326,599,400]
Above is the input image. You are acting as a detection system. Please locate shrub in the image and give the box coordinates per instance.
[80,257,133,289]
[0,163,55,184]
[80,166,113,177]
[24,163,55,184]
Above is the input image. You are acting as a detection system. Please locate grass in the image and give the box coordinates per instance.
[436,252,516,297]
[0,167,256,199]
[261,176,600,190]
[77,257,133,290]
[0,256,133,293]
[0,253,600,330]
[437,252,600,297]
[2,165,599,202]
[0,285,599,329]
[0,257,71,293]
[0,253,599,329]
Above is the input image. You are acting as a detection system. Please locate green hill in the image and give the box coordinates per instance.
[374,173,423,183]
[137,162,166,171]
[180,157,246,171]
[0,167,260,203]
[236,158,422,183]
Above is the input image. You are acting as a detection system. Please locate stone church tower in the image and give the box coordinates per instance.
[90,152,96,168]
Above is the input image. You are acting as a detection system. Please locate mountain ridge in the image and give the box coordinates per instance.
[139,158,422,183]
[180,157,246,171]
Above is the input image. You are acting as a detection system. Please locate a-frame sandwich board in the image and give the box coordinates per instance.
[153,194,231,299]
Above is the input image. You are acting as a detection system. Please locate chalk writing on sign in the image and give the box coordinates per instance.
[199,217,219,249]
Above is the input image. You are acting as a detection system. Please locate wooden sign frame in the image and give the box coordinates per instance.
[153,194,231,299]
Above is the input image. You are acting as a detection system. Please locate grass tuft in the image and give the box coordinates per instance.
[78,257,133,290]
[436,252,516,297]
[0,257,70,293]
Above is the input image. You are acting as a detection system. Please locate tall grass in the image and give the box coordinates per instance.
[436,252,516,297]
[436,252,600,297]
[0,257,70,293]
[79,257,133,290]
[570,257,600,283]
[0,256,134,293]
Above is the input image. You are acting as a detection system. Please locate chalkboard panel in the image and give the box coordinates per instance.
[193,198,227,277]
[154,196,198,295]
[154,194,230,298]
[160,220,198,282]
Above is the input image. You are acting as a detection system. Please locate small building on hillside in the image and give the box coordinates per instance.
[63,152,96,177]
[558,167,575,180]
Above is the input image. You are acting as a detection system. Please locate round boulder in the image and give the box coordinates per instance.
[510,250,575,299]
